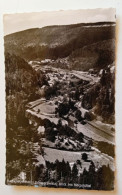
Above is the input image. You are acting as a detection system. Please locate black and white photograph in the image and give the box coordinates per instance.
[4,8,116,190]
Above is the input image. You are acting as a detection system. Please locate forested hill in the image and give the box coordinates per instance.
[4,22,115,63]
[5,52,38,97]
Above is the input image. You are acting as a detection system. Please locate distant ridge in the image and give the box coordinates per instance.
[4,22,115,70]
[5,21,115,37]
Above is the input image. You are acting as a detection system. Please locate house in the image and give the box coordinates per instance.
[37,126,45,135]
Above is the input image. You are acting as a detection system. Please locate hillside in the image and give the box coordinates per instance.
[4,22,115,68]
[68,39,115,70]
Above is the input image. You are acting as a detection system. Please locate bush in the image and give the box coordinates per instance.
[84,111,96,121]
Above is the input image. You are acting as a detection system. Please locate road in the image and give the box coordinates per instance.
[27,64,115,145]
[77,122,114,145]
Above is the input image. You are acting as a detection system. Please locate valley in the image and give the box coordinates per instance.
[24,62,115,177]
[5,21,115,189]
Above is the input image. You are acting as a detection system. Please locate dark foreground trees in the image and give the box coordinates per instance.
[33,159,114,190]
[5,53,44,183]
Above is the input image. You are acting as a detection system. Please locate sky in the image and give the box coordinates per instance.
[3,8,116,35]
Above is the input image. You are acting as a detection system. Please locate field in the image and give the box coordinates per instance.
[43,147,114,171]
[33,102,56,115]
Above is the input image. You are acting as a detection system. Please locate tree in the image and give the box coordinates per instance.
[43,168,49,182]
[34,164,44,181]
[72,163,78,183]
[57,102,70,117]
[88,161,96,188]
[75,132,84,142]
[66,161,71,178]
[75,109,82,121]
[61,159,66,178]
[100,70,106,86]
[69,99,75,110]
[82,153,88,161]
[82,168,89,184]
[55,159,61,181]
[84,111,95,121]
[45,127,56,142]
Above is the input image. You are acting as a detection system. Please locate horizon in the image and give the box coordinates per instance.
[4,21,116,36]
[3,8,116,36]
